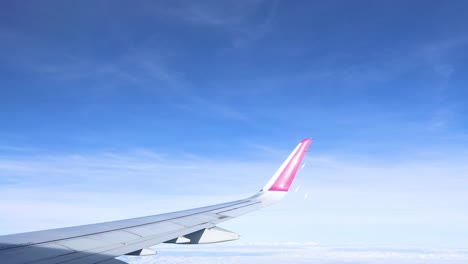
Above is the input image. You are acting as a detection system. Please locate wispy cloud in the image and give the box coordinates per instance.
[174,96,250,122]
[417,37,468,131]
[0,145,44,153]
[1,28,250,122]
[420,36,468,79]
[149,0,279,47]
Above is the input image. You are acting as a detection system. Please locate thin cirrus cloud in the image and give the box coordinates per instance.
[0,145,467,248]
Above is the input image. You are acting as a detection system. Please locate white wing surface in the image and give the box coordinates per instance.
[0,138,312,264]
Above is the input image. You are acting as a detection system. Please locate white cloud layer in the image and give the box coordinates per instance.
[118,243,468,264]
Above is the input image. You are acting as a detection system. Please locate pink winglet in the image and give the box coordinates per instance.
[268,138,312,192]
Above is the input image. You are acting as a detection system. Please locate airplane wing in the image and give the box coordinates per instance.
[0,138,312,264]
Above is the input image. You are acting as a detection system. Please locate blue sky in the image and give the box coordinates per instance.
[1,0,468,261]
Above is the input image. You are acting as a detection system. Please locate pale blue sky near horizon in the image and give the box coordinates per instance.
[1,0,468,257]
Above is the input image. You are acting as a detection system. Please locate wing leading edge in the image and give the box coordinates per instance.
[0,138,312,264]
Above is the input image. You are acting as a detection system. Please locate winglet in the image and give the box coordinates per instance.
[261,138,312,193]
[255,138,312,206]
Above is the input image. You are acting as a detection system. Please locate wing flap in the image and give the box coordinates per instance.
[165,227,239,244]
